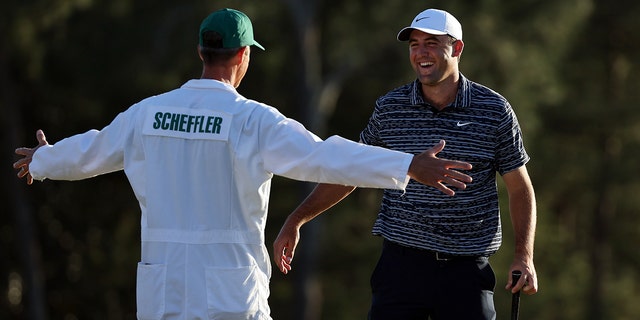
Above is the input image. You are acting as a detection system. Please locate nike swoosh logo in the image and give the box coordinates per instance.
[415,16,430,22]
[456,121,473,127]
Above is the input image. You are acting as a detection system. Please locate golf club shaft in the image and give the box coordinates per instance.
[511,270,522,320]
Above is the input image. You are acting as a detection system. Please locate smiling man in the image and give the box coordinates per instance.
[274,8,538,320]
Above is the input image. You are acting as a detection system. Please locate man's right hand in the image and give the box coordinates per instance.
[408,140,472,196]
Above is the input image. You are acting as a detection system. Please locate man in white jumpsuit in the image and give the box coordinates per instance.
[13,8,473,320]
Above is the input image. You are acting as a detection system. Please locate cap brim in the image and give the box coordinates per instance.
[253,41,265,50]
[397,27,448,41]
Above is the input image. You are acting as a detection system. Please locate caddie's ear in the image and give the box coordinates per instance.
[238,46,250,59]
[197,45,205,62]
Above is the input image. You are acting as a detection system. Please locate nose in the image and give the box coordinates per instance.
[415,43,430,56]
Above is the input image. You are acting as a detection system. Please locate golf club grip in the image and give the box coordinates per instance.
[511,270,522,320]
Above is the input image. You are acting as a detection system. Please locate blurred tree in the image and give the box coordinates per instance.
[533,0,640,318]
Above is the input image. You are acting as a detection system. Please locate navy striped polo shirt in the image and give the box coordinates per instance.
[360,74,529,256]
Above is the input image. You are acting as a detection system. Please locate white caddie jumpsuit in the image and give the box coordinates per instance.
[30,79,413,320]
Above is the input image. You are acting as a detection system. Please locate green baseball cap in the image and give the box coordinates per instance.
[199,8,265,50]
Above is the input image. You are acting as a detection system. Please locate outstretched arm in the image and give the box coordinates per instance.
[273,183,355,274]
[13,129,49,185]
[273,139,473,274]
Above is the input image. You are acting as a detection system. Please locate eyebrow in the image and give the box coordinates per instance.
[408,34,442,43]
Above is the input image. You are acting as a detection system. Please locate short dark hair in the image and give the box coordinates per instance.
[200,31,242,64]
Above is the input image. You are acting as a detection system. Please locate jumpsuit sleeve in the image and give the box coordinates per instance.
[30,110,132,181]
[259,113,412,190]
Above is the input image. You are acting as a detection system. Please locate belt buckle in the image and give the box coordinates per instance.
[435,252,451,261]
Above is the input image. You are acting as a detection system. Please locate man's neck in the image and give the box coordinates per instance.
[421,73,460,110]
[201,65,236,87]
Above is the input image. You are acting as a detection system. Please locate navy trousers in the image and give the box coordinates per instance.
[368,240,496,320]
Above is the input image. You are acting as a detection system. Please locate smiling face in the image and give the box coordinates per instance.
[408,29,463,88]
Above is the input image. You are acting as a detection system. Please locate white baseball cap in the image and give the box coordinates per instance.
[397,9,462,41]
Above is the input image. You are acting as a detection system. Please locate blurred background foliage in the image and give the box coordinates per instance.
[2,0,639,319]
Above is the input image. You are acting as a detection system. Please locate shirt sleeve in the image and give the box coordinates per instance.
[495,102,530,175]
[359,100,384,147]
